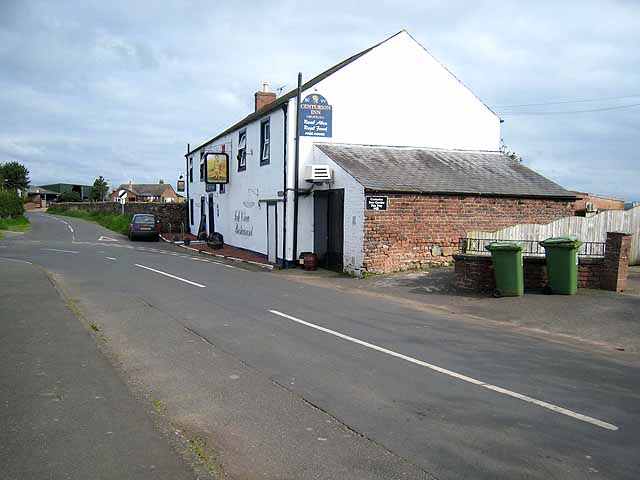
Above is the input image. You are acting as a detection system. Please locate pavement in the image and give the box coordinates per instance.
[1,212,639,479]
[0,259,197,479]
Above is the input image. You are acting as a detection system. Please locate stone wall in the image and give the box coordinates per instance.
[363,193,574,274]
[51,202,188,233]
[453,232,631,293]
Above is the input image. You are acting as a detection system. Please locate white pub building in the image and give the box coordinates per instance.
[183,30,573,274]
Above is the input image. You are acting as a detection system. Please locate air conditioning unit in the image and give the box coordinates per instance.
[305,165,332,183]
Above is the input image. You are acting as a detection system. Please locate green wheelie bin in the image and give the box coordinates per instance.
[539,237,583,295]
[485,241,524,297]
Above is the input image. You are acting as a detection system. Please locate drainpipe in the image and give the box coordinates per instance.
[281,102,288,268]
[185,143,190,234]
[292,72,302,265]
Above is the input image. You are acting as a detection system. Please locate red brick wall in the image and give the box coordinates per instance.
[453,233,632,293]
[363,194,573,274]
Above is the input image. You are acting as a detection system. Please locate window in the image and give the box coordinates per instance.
[260,118,270,165]
[219,183,225,194]
[199,152,205,182]
[189,198,194,225]
[189,157,193,183]
[237,130,247,171]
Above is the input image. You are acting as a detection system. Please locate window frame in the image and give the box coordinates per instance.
[260,118,270,166]
[237,129,247,172]
[189,198,194,225]
[189,157,193,183]
[199,152,205,182]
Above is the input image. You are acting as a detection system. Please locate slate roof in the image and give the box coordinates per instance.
[115,184,170,197]
[316,143,575,198]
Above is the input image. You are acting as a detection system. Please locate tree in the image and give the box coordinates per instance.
[499,139,523,163]
[90,175,109,201]
[59,191,82,202]
[0,161,30,192]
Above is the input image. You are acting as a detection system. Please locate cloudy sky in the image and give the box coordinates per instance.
[1,0,638,200]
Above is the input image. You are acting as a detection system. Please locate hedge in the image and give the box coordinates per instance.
[0,191,25,218]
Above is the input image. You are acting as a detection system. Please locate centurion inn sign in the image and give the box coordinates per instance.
[298,94,332,137]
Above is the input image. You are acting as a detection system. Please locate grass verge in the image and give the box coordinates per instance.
[0,215,30,234]
[48,208,131,236]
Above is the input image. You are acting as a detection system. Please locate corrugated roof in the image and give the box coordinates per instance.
[316,143,575,198]
[187,31,408,155]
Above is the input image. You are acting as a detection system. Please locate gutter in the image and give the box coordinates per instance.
[292,72,302,264]
[281,102,288,268]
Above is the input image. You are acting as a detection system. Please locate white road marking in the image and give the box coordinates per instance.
[105,257,117,260]
[134,264,206,288]
[67,224,74,233]
[98,236,118,241]
[269,310,619,431]
[43,248,79,254]
[0,257,33,265]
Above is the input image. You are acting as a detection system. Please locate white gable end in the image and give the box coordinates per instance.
[301,31,500,151]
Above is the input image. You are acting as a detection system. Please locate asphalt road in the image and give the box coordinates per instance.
[1,212,639,479]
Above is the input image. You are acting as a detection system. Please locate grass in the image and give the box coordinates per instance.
[48,208,131,236]
[0,215,30,235]
[188,436,222,477]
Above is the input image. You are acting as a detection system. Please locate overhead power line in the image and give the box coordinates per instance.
[493,94,640,109]
[497,102,640,116]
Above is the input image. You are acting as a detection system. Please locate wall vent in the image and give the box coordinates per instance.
[305,165,332,183]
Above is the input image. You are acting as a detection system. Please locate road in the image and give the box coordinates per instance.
[1,212,639,479]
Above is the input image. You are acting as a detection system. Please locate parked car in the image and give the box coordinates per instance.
[128,214,161,241]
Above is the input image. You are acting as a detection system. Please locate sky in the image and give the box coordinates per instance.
[0,0,638,200]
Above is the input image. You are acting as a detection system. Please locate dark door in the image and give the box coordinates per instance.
[314,189,344,271]
[208,194,215,235]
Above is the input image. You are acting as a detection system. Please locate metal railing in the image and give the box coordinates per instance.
[458,238,606,257]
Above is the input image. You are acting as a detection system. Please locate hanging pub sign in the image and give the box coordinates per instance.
[205,152,229,184]
[366,196,388,211]
[298,93,332,137]
[176,179,185,192]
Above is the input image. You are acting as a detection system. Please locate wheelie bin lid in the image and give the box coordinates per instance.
[485,241,523,252]
[539,236,583,248]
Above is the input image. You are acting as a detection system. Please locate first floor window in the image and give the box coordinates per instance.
[260,118,270,165]
[237,130,247,171]
[189,157,193,183]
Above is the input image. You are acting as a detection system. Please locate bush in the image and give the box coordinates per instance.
[58,191,82,202]
[0,191,25,218]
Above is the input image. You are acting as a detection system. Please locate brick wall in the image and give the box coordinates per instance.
[51,202,188,233]
[363,193,573,274]
[453,232,631,293]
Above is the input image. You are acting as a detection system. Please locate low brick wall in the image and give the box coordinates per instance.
[51,202,187,233]
[453,232,631,293]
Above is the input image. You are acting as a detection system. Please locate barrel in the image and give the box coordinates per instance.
[303,253,318,271]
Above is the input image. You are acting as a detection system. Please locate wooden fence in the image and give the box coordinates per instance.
[467,206,640,265]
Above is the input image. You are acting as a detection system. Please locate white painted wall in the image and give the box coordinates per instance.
[188,107,286,260]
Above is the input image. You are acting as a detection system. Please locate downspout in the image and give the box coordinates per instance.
[185,143,190,234]
[292,72,302,264]
[281,103,288,268]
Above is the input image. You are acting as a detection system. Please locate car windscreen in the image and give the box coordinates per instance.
[133,215,156,225]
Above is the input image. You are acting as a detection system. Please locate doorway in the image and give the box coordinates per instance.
[313,189,344,271]
[266,202,278,264]
[208,194,215,235]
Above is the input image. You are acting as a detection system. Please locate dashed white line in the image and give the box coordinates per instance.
[105,257,117,260]
[268,310,619,431]
[134,264,206,288]
[43,248,79,254]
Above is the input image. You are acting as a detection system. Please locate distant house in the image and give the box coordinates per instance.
[39,183,92,201]
[572,191,625,216]
[109,183,181,203]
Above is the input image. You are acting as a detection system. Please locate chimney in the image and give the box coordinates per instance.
[254,82,276,112]
[128,180,132,190]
